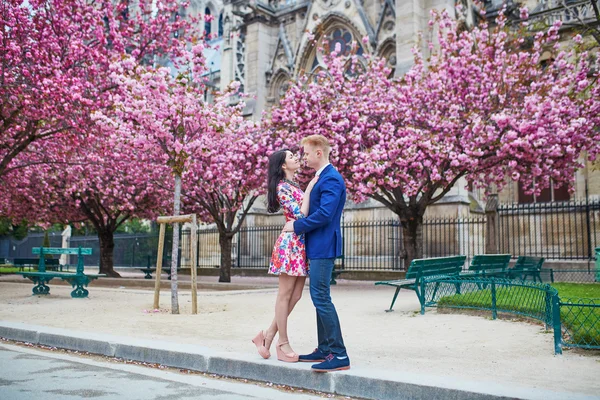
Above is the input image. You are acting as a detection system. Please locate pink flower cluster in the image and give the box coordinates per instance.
[269,10,599,207]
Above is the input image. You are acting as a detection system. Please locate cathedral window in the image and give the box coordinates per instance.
[205,7,212,36]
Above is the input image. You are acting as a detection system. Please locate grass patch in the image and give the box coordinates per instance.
[436,283,546,319]
[0,266,21,274]
[551,283,600,298]
[553,283,600,347]
[436,281,600,348]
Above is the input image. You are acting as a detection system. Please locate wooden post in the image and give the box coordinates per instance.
[153,223,166,310]
[153,214,198,314]
[485,194,499,254]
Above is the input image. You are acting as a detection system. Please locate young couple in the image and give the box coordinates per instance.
[251,134,350,373]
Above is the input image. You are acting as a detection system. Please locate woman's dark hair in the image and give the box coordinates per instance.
[267,149,290,213]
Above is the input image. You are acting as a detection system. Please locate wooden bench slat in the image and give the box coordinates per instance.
[467,254,512,278]
[32,247,92,255]
[375,278,416,286]
[508,256,546,283]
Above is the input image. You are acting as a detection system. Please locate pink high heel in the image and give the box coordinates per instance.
[276,340,299,363]
[251,331,271,359]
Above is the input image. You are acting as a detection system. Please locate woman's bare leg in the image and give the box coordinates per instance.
[264,276,306,351]
[274,274,297,354]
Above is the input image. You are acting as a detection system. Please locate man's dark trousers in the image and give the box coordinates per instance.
[310,258,347,357]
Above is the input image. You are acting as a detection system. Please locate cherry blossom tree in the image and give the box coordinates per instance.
[1,132,170,277]
[1,0,199,277]
[0,0,192,180]
[182,91,273,283]
[269,9,599,267]
[97,48,274,285]
[94,46,210,310]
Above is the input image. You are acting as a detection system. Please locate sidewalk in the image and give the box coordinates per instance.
[0,276,599,399]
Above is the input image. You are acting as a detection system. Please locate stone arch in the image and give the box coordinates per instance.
[296,13,369,77]
[377,38,397,77]
[204,1,221,38]
[267,69,292,106]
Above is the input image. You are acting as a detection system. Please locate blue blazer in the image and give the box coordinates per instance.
[294,164,346,259]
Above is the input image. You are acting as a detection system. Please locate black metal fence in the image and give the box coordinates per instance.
[497,200,600,261]
[0,232,175,268]
[193,219,484,271]
[2,200,600,279]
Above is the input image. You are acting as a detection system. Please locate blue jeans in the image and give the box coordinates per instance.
[309,258,347,357]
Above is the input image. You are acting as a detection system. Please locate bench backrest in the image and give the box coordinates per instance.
[406,255,466,281]
[32,247,92,255]
[469,254,512,272]
[514,256,545,270]
[32,247,92,274]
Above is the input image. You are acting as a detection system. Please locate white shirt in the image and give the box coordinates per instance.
[316,163,331,177]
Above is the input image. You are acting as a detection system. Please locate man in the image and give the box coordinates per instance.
[283,134,349,372]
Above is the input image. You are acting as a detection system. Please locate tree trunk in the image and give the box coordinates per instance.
[98,229,121,277]
[400,213,424,270]
[170,174,181,314]
[218,232,233,283]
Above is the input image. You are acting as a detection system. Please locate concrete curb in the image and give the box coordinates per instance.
[0,321,595,400]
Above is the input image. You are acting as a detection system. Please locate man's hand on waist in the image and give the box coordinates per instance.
[283,221,295,232]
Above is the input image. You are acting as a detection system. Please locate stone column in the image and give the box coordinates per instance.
[220,17,235,90]
[394,0,456,76]
[485,194,499,254]
[244,19,276,119]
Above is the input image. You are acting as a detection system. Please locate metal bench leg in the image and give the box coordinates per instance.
[535,272,542,283]
[32,281,50,295]
[418,288,426,315]
[69,278,90,298]
[431,282,441,301]
[386,287,401,312]
[29,277,51,295]
[71,285,89,298]
[330,272,338,285]
[455,281,462,295]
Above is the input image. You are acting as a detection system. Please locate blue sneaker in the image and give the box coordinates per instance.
[298,348,327,363]
[311,354,350,372]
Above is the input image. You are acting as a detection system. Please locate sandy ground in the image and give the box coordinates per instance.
[0,274,599,396]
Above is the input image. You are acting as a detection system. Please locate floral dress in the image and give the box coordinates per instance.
[268,180,308,276]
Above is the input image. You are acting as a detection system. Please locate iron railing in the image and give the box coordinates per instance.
[497,200,600,260]
[2,200,600,278]
[420,276,600,353]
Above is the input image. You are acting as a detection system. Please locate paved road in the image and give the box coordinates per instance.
[0,343,322,400]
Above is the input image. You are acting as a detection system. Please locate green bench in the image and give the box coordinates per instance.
[139,266,179,280]
[19,247,105,298]
[13,258,59,272]
[375,255,467,312]
[330,262,345,285]
[139,255,180,280]
[508,256,548,283]
[464,254,512,278]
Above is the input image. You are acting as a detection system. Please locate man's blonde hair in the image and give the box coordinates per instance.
[301,134,331,157]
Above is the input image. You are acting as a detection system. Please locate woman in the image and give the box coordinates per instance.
[252,149,317,363]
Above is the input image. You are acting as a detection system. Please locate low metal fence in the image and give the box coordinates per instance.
[419,276,600,353]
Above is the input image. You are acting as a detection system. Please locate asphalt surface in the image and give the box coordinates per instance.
[0,342,323,400]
